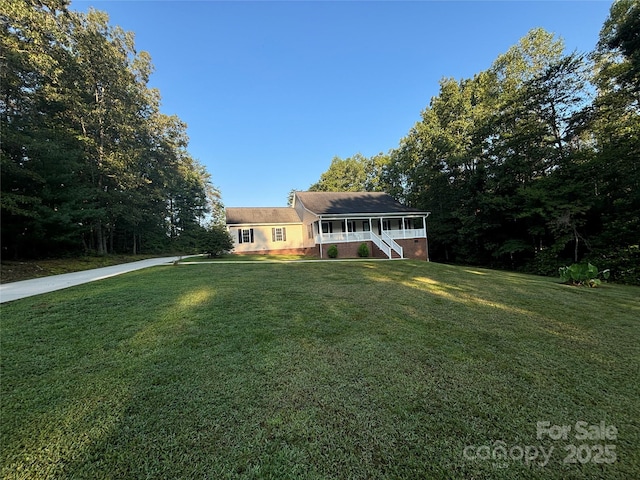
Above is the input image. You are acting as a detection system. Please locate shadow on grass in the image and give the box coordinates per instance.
[1,262,639,479]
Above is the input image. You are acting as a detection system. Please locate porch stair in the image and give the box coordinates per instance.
[370,232,403,259]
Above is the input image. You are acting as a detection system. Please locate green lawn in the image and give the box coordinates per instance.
[1,261,638,479]
[182,254,315,262]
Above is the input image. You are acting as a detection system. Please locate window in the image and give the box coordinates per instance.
[322,222,333,234]
[362,220,370,231]
[238,228,254,244]
[272,227,286,242]
[347,220,357,232]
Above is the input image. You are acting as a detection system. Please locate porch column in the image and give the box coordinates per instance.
[318,218,323,259]
[424,215,429,262]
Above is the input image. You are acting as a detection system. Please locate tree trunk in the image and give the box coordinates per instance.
[95,220,105,255]
[81,233,89,253]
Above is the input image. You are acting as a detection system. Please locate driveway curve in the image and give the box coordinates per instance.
[0,256,182,303]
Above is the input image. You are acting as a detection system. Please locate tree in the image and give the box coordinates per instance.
[309,155,367,192]
[597,0,640,94]
[383,28,603,269]
[201,224,234,258]
[64,9,155,254]
[0,1,109,257]
[1,2,218,258]
[309,153,391,193]
[585,0,640,282]
[384,71,499,263]
[287,188,298,207]
[486,53,593,265]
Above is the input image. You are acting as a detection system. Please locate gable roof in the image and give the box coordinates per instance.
[225,207,301,225]
[295,191,424,215]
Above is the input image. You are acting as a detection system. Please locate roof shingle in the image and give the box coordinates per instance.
[295,191,423,215]
[225,207,301,225]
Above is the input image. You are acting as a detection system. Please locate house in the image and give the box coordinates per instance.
[225,191,430,260]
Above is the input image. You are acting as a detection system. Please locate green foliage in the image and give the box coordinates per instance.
[357,242,370,258]
[3,0,637,285]
[327,244,338,258]
[310,155,366,192]
[202,225,234,258]
[379,16,639,284]
[286,188,298,207]
[586,245,640,286]
[598,0,640,92]
[0,2,215,258]
[524,248,570,277]
[309,153,390,193]
[559,262,610,287]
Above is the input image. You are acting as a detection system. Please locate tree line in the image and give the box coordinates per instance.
[1,0,223,259]
[308,1,639,284]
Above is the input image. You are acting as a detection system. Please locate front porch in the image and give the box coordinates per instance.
[316,228,427,244]
[313,216,428,260]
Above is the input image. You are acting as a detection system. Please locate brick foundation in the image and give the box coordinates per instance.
[396,238,428,260]
[236,238,428,260]
[320,238,428,260]
[320,241,376,259]
[235,247,317,257]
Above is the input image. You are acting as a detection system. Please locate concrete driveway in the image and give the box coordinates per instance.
[0,256,182,303]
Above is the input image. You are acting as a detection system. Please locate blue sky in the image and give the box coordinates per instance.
[72,1,613,207]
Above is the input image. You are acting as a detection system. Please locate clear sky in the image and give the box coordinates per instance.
[71,0,613,208]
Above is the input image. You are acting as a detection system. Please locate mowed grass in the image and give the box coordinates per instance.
[1,261,638,479]
[182,254,315,262]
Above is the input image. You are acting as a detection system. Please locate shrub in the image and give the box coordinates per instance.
[524,248,570,277]
[358,242,370,258]
[559,262,610,287]
[585,245,640,286]
[202,224,234,258]
[327,245,338,258]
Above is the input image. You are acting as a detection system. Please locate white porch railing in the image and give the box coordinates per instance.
[315,227,426,245]
[381,231,403,258]
[315,231,371,244]
[385,228,426,239]
[369,232,392,258]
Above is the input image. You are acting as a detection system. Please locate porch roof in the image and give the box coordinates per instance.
[295,191,427,216]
